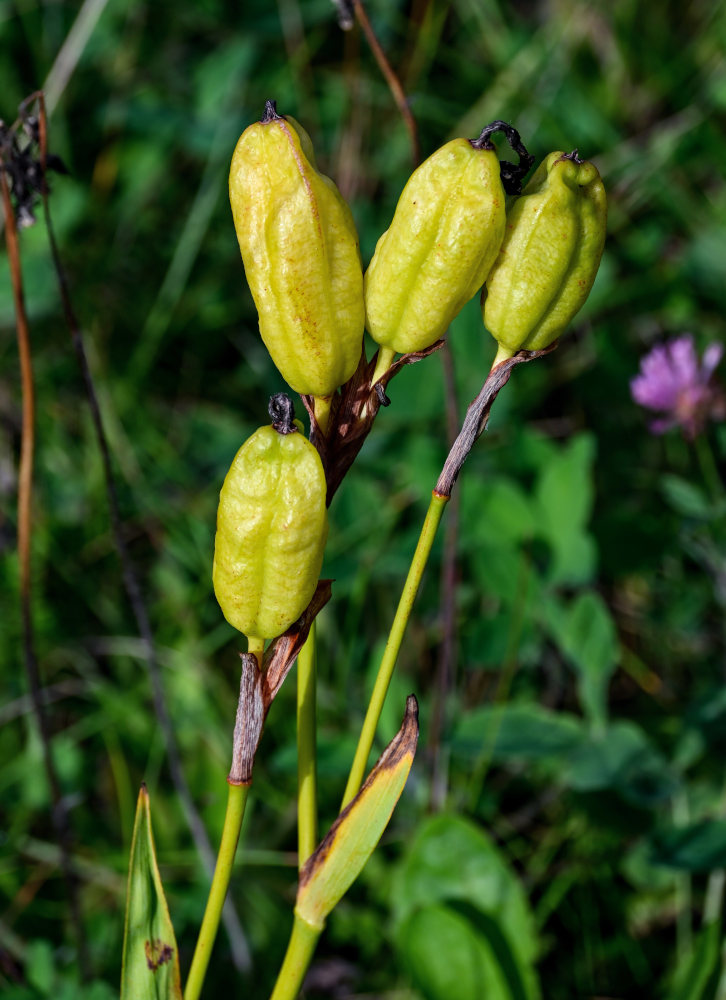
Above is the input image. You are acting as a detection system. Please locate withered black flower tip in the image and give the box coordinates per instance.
[22,115,39,142]
[470,119,511,150]
[261,100,282,124]
[17,205,36,228]
[471,120,534,195]
[269,392,297,434]
[0,107,68,226]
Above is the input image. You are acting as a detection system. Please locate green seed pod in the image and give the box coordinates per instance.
[483,151,607,359]
[213,395,328,643]
[229,101,364,398]
[363,136,506,359]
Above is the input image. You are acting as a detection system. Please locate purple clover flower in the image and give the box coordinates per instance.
[630,335,725,439]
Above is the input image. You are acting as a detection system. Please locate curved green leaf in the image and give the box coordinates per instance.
[296,695,418,929]
[668,919,722,1000]
[393,814,540,1000]
[121,785,182,1000]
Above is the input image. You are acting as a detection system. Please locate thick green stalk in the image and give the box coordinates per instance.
[341,491,448,808]
[313,395,332,436]
[371,345,396,388]
[268,912,322,1000]
[297,622,318,868]
[184,783,250,1000]
[184,636,262,1000]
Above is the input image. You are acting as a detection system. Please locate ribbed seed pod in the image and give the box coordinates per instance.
[483,151,607,358]
[213,395,328,643]
[364,137,506,360]
[229,102,364,398]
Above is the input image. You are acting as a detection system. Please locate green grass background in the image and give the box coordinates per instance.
[2,0,726,997]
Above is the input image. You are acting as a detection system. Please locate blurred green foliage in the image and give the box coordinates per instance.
[2,0,726,997]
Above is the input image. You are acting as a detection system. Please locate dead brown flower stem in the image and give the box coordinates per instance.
[0,141,89,978]
[351,0,420,165]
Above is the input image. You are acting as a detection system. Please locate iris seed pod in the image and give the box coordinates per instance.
[363,134,507,368]
[213,395,328,643]
[483,151,607,360]
[229,102,364,398]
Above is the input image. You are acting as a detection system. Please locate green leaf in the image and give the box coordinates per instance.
[296,696,418,929]
[121,785,182,1000]
[563,721,675,805]
[545,591,619,729]
[667,919,722,1000]
[397,904,489,1000]
[462,477,536,546]
[393,814,540,1000]
[535,433,597,585]
[472,542,529,605]
[651,820,726,872]
[25,939,55,994]
[661,475,712,519]
[551,529,597,588]
[453,703,585,762]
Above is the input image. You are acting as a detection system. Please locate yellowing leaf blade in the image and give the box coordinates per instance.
[121,785,182,1000]
[296,695,419,928]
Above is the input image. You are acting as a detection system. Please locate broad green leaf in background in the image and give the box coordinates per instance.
[651,820,726,872]
[661,474,714,520]
[471,541,531,606]
[398,904,490,1000]
[454,712,674,806]
[459,608,542,671]
[393,814,540,1000]
[464,477,536,545]
[453,703,585,763]
[544,590,619,730]
[686,685,726,754]
[534,433,597,586]
[563,721,675,806]
[121,785,182,1000]
[24,939,54,995]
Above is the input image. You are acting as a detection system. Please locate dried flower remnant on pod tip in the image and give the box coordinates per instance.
[269,393,297,435]
[469,120,535,194]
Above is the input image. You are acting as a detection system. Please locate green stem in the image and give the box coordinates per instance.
[184,782,250,1000]
[371,345,396,388]
[694,434,723,502]
[341,491,449,808]
[313,395,332,436]
[297,621,318,868]
[492,343,514,367]
[268,912,322,1000]
[184,636,263,1000]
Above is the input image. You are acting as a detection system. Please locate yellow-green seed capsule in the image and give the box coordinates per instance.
[483,151,607,359]
[229,101,364,398]
[213,395,328,643]
[364,137,506,361]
